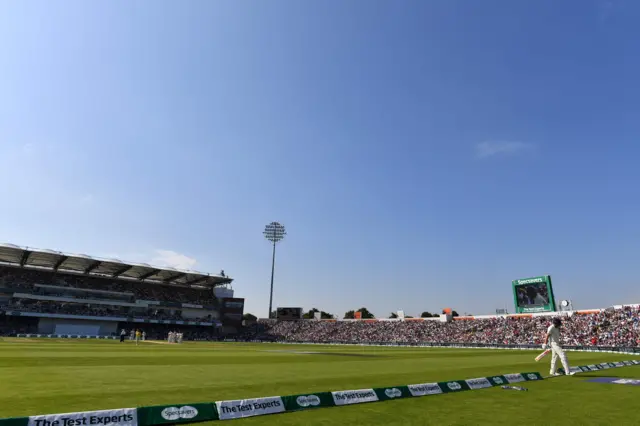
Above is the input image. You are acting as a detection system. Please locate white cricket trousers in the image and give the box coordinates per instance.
[550,342,570,374]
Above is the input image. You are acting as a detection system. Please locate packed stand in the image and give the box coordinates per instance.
[244,307,640,348]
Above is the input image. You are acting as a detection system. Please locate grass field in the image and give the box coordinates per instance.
[1,339,639,425]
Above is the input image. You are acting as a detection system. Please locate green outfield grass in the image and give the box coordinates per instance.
[1,339,639,425]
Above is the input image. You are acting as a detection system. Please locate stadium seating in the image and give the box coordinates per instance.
[243,307,640,347]
[0,265,220,330]
[0,265,217,305]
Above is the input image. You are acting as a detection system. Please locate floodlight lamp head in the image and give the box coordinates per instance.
[263,221,286,244]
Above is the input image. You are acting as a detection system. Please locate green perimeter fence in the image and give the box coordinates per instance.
[2,360,639,426]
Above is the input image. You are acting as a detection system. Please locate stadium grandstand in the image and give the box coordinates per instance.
[241,305,640,352]
[0,243,245,340]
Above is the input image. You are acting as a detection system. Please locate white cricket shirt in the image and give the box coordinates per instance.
[547,324,560,344]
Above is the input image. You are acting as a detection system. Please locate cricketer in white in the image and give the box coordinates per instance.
[543,317,575,376]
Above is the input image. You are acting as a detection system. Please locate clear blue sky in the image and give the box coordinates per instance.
[1,1,639,318]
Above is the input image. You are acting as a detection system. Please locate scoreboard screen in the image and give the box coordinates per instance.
[512,275,556,313]
[276,307,303,320]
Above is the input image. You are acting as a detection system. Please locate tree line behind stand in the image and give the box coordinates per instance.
[247,308,460,321]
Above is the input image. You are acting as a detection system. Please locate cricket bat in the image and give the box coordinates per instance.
[535,349,551,362]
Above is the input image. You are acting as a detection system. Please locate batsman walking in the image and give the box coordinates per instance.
[543,317,575,376]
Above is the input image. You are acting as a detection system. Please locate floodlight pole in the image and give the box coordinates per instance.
[264,222,286,319]
[268,240,276,318]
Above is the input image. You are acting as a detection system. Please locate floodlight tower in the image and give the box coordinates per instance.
[263,221,286,318]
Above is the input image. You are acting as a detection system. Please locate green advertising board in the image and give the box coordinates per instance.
[512,275,556,313]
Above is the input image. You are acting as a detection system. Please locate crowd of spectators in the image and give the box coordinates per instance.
[0,266,216,305]
[0,299,213,322]
[244,307,640,348]
[27,287,134,302]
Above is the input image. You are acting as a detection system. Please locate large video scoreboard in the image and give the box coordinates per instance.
[276,307,303,320]
[512,275,556,313]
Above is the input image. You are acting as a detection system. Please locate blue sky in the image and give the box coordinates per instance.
[1,1,639,318]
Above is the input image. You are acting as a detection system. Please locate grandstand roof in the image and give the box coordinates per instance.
[0,243,232,287]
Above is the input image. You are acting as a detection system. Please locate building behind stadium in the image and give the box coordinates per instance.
[0,243,244,339]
